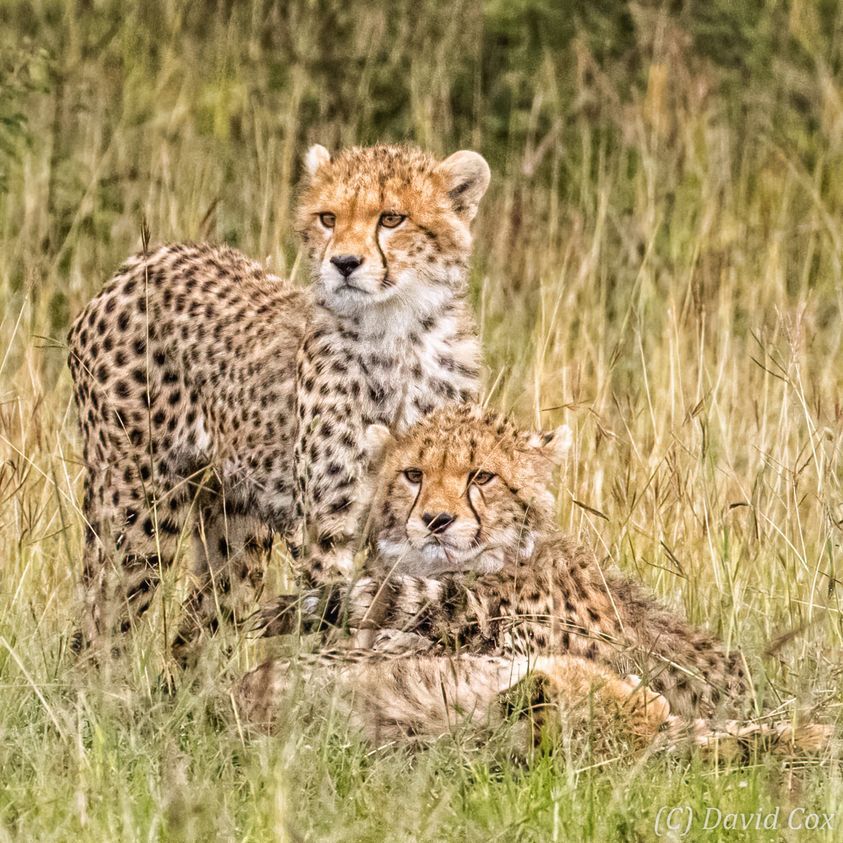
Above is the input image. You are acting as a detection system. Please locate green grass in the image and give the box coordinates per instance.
[1,0,842,839]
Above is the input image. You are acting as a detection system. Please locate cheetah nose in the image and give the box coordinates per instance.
[422,512,456,533]
[330,254,363,277]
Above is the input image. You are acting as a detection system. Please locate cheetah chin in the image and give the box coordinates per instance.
[377,535,507,576]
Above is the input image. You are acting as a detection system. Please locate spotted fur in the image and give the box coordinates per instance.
[236,651,672,753]
[67,144,489,663]
[236,647,830,757]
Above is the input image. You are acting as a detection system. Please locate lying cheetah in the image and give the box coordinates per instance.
[237,650,672,754]
[255,403,750,719]
[250,405,832,754]
[67,144,489,662]
[236,650,830,759]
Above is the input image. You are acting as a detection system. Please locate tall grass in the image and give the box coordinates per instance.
[0,1,841,839]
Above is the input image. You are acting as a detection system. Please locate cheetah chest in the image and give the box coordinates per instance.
[355,320,479,432]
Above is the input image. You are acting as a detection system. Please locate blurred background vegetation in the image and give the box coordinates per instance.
[0,2,842,839]
[2,0,842,314]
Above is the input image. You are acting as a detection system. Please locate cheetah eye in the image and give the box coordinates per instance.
[403,468,423,484]
[469,469,496,486]
[319,212,336,229]
[379,212,406,229]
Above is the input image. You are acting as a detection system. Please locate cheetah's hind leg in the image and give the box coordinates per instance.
[503,656,672,755]
[170,500,272,670]
[74,461,191,663]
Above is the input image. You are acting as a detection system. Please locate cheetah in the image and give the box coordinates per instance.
[250,404,832,755]
[237,649,830,759]
[67,144,489,663]
[255,403,751,719]
[236,650,672,755]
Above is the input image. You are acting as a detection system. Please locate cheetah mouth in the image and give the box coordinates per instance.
[337,280,368,294]
[410,535,505,574]
[417,533,484,561]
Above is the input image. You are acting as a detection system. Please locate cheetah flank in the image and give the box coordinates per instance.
[67,144,489,663]
[236,650,672,754]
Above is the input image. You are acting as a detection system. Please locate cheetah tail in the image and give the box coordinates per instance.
[661,716,834,761]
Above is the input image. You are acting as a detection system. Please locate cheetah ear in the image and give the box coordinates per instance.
[304,144,331,178]
[527,424,573,465]
[364,424,395,469]
[436,150,491,221]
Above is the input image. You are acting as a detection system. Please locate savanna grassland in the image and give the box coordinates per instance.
[1,1,842,840]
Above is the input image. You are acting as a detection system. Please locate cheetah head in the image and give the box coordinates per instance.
[365,404,571,576]
[295,144,490,319]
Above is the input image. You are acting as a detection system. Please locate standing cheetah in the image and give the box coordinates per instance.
[67,144,490,663]
[255,403,750,719]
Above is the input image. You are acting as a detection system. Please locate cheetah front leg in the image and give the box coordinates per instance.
[292,436,364,584]
[292,341,388,584]
[171,501,272,669]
